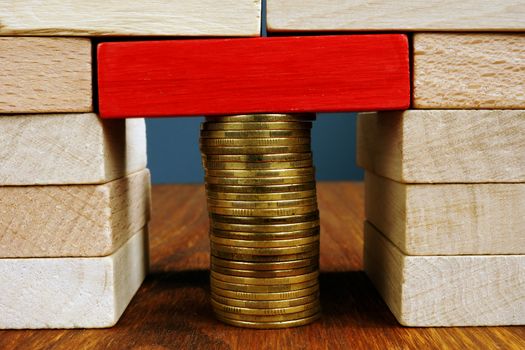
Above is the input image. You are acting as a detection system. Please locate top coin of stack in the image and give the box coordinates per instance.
[200,114,321,329]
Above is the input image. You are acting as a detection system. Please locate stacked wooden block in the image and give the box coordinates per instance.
[268,1,525,326]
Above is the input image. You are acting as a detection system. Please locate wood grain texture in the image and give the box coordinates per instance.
[0,37,92,113]
[0,169,151,258]
[97,35,409,118]
[0,227,148,329]
[365,172,525,255]
[0,114,146,185]
[0,184,523,347]
[414,34,525,109]
[364,222,525,326]
[267,0,525,31]
[357,110,525,183]
[0,0,261,36]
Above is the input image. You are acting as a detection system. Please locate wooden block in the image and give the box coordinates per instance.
[0,37,92,113]
[0,114,147,185]
[364,222,525,327]
[0,169,151,258]
[414,34,525,109]
[365,172,525,255]
[97,35,410,118]
[267,1,525,31]
[0,1,260,36]
[357,110,525,183]
[0,227,148,329]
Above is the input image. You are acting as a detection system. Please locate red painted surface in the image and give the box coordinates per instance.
[97,35,409,118]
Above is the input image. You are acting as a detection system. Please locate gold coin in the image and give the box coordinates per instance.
[206,182,316,194]
[207,197,317,209]
[211,276,318,293]
[211,264,318,278]
[204,114,316,122]
[205,168,314,178]
[210,211,319,224]
[215,312,320,329]
[201,121,312,131]
[211,249,318,262]
[211,242,319,256]
[210,221,320,233]
[211,256,319,271]
[211,283,319,301]
[211,227,320,240]
[211,271,319,285]
[203,153,312,163]
[212,305,320,322]
[200,145,311,155]
[206,189,317,201]
[200,137,310,147]
[205,175,315,186]
[208,205,318,217]
[211,299,319,316]
[200,129,311,139]
[203,159,313,170]
[211,292,319,309]
[210,234,320,248]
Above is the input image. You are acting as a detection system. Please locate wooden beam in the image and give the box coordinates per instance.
[0,37,92,113]
[97,35,410,118]
[267,0,525,32]
[364,222,525,327]
[357,110,525,183]
[0,0,261,36]
[365,172,525,255]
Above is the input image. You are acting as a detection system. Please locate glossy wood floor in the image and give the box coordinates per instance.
[1,183,524,349]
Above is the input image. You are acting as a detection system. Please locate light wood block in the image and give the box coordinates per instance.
[414,34,525,109]
[0,37,92,113]
[357,110,525,183]
[0,1,261,36]
[0,227,148,329]
[0,169,151,258]
[364,222,525,327]
[267,1,525,32]
[0,114,147,185]
[365,172,525,255]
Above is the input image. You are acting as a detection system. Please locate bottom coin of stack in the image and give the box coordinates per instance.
[200,114,321,329]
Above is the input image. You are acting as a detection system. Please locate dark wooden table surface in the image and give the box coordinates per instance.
[1,183,524,349]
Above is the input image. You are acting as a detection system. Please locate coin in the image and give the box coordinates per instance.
[201,121,312,131]
[207,197,317,209]
[205,168,314,178]
[211,264,318,278]
[211,299,319,315]
[203,159,313,170]
[205,175,315,186]
[210,221,320,234]
[200,145,311,155]
[200,137,311,147]
[214,312,320,329]
[200,129,311,139]
[205,114,316,122]
[210,227,320,240]
[208,205,318,217]
[210,234,320,248]
[211,292,319,309]
[212,305,320,322]
[211,256,319,271]
[211,276,318,293]
[211,284,319,301]
[211,242,319,256]
[203,153,312,163]
[211,249,319,262]
[206,190,317,201]
[206,182,316,194]
[211,270,319,285]
[210,212,319,224]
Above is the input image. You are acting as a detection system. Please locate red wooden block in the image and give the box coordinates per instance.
[98,35,409,118]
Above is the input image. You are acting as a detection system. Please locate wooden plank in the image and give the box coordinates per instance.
[0,114,146,185]
[97,35,410,118]
[267,0,525,31]
[365,172,525,255]
[0,227,148,329]
[357,110,525,183]
[0,0,261,36]
[0,169,151,258]
[364,221,525,327]
[0,37,92,113]
[414,34,525,109]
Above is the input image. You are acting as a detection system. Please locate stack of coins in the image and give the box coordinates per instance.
[199,114,321,329]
